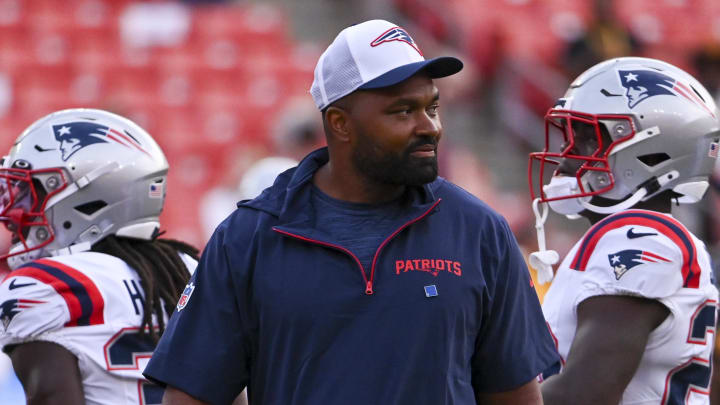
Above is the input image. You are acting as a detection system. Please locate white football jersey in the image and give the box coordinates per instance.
[543,209,718,405]
[0,251,197,405]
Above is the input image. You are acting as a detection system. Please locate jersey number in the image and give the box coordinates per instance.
[104,327,164,405]
[662,300,717,405]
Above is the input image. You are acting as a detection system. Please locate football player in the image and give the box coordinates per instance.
[529,57,720,404]
[0,109,198,404]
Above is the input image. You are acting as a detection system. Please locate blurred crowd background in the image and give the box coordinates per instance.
[2,0,720,401]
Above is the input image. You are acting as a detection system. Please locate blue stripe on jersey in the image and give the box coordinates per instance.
[26,261,95,326]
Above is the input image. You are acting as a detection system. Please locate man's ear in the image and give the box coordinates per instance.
[324,106,351,143]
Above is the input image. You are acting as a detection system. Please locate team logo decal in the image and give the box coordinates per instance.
[607,249,671,280]
[395,258,462,277]
[618,70,715,117]
[626,227,658,239]
[53,122,150,161]
[176,282,195,311]
[0,298,45,331]
[8,279,36,290]
[710,142,719,158]
[149,182,164,199]
[370,27,422,56]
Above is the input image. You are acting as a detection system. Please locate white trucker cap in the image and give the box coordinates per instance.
[310,19,463,110]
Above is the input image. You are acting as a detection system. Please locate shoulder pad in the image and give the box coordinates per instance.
[0,273,68,342]
[3,258,105,328]
[570,210,701,289]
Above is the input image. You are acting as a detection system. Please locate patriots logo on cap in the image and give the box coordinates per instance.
[53,122,150,161]
[618,70,715,117]
[608,249,670,280]
[370,27,422,56]
[1,298,46,331]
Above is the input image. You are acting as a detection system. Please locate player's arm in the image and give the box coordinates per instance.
[710,325,720,405]
[476,378,542,404]
[8,341,84,405]
[541,294,669,405]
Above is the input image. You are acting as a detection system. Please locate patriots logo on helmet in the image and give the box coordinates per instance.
[618,69,714,116]
[370,27,422,56]
[608,249,671,280]
[618,69,676,108]
[53,122,150,161]
[0,298,45,331]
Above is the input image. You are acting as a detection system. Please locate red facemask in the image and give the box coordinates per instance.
[528,109,636,203]
[0,167,68,262]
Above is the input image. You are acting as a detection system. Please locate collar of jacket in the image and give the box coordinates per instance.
[237,147,441,228]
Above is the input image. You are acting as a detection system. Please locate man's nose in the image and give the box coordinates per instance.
[416,111,441,138]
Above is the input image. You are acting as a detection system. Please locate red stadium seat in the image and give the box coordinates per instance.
[12,65,82,118]
[0,27,33,75]
[101,66,161,110]
[0,0,24,27]
[189,3,288,46]
[0,115,28,150]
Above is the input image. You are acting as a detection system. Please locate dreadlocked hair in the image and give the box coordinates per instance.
[91,235,199,343]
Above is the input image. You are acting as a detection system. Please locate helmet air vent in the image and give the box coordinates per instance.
[637,153,670,167]
[74,200,108,215]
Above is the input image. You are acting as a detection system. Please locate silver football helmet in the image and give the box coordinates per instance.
[0,108,169,269]
[529,57,720,216]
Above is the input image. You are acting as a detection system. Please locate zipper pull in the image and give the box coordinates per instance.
[365,281,374,295]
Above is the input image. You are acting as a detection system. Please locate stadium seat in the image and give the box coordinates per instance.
[189,3,288,46]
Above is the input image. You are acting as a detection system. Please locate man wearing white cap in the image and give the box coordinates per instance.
[145,20,558,405]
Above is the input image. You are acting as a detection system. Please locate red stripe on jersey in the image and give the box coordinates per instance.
[571,210,700,288]
[37,259,104,325]
[642,251,671,262]
[10,268,85,325]
[11,259,105,326]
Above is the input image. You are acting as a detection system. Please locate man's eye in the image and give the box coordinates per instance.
[428,104,439,115]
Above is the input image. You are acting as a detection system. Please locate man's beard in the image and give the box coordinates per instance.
[351,135,438,186]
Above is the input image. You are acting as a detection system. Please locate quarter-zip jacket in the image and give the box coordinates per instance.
[145,147,559,405]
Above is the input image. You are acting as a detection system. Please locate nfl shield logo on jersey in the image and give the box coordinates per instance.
[177,282,195,311]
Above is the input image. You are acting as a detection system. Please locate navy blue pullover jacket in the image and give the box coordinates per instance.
[145,148,559,404]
